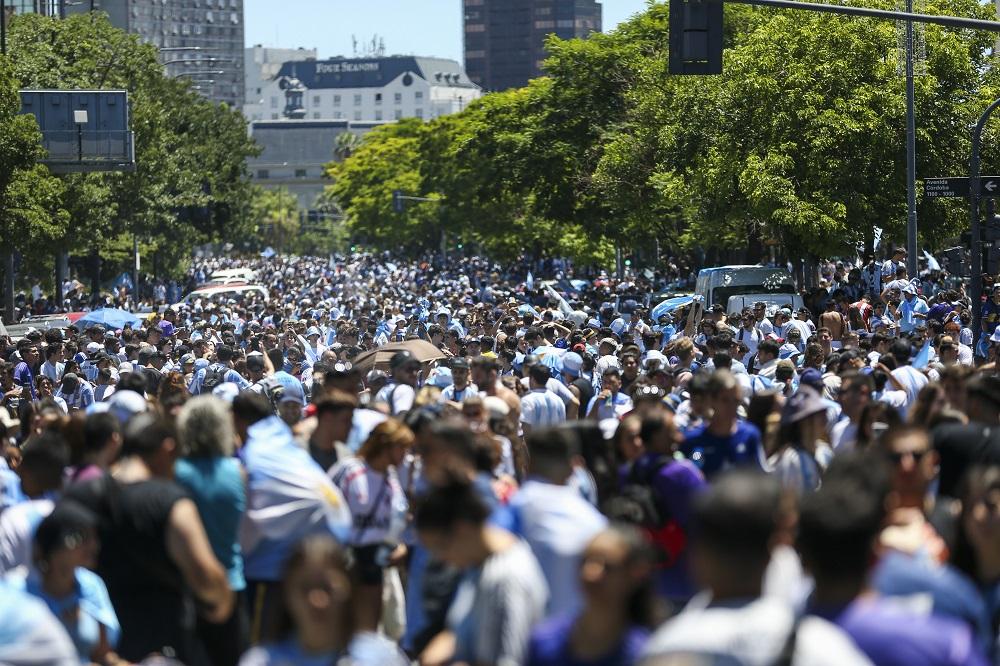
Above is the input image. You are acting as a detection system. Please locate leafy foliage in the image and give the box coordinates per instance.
[3,11,258,285]
[325,0,996,263]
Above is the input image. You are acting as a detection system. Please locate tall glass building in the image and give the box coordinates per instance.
[64,0,245,109]
[463,0,602,91]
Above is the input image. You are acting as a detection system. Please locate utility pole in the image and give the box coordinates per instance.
[905,0,919,277]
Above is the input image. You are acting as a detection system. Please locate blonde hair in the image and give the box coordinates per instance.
[358,419,414,462]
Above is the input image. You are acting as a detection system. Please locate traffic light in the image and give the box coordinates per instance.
[392,190,404,214]
[668,0,724,75]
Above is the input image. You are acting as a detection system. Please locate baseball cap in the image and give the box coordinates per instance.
[799,368,824,392]
[85,342,102,354]
[60,373,80,392]
[390,350,420,370]
[157,320,175,337]
[450,357,470,370]
[599,337,619,352]
[562,352,583,378]
[781,386,827,426]
[245,354,265,372]
[279,381,306,405]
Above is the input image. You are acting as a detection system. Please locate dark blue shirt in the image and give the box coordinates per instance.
[527,614,648,666]
[680,420,766,479]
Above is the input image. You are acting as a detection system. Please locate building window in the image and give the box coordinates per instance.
[313,95,321,106]
[465,23,485,32]
[333,94,341,106]
[294,169,307,178]
[334,111,343,119]
[394,109,403,120]
[313,112,321,119]
[354,111,362,121]
[354,94,362,106]
[271,113,278,119]
[270,96,278,108]
[375,110,383,121]
[535,20,555,29]
[415,108,423,119]
[535,6,552,14]
[257,169,269,179]
[557,19,574,28]
[394,92,402,104]
[466,50,485,58]
[375,93,382,105]
[415,91,423,101]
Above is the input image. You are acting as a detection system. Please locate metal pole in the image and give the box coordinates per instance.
[970,97,1000,353]
[1,1,7,56]
[905,1,918,277]
[132,230,139,307]
[723,0,1000,32]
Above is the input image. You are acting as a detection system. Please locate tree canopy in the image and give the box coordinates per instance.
[326,0,998,264]
[2,10,259,291]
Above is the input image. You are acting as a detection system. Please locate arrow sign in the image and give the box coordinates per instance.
[924,176,1000,198]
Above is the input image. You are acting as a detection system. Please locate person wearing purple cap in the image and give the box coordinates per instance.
[770,386,832,494]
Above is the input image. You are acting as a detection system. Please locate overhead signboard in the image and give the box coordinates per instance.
[924,176,1000,199]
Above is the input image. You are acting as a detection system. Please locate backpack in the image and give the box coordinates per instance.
[603,454,687,568]
[201,364,228,393]
[254,376,285,414]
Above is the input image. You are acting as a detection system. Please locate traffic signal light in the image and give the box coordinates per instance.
[668,0,724,75]
[392,190,404,214]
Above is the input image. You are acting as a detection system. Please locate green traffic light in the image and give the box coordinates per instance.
[625,259,632,266]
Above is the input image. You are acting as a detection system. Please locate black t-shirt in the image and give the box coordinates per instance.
[933,422,1000,498]
[571,377,595,419]
[65,476,199,663]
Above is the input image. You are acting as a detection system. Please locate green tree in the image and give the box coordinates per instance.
[250,185,300,254]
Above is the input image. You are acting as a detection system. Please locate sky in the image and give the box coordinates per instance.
[244,1,653,62]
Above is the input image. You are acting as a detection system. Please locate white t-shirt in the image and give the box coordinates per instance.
[328,459,407,547]
[642,594,872,666]
[520,389,567,428]
[375,382,416,415]
[0,499,55,575]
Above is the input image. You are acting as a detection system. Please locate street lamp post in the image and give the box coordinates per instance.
[969,97,1000,352]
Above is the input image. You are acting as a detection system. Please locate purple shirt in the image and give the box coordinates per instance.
[12,362,36,401]
[620,453,706,601]
[816,598,989,666]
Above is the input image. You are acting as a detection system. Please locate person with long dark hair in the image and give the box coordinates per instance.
[238,536,405,665]
[527,525,661,666]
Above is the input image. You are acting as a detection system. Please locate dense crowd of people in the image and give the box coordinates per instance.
[1,249,1000,665]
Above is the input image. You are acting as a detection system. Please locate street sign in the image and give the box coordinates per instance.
[924,176,1000,198]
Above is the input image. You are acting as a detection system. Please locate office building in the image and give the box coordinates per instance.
[248,119,385,210]
[64,0,245,109]
[243,55,480,124]
[245,45,317,113]
[464,0,602,91]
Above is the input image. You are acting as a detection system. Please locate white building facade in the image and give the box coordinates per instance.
[243,55,481,123]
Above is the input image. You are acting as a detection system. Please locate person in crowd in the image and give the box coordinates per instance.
[238,536,407,665]
[416,474,548,666]
[528,525,660,666]
[66,411,121,484]
[64,412,233,665]
[175,395,248,666]
[799,452,989,666]
[587,367,633,420]
[521,363,567,434]
[375,351,421,416]
[10,501,123,665]
[769,386,832,494]
[509,427,608,619]
[233,391,351,645]
[681,370,766,478]
[641,471,871,665]
[0,431,68,573]
[329,419,412,632]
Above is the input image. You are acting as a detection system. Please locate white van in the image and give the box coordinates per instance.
[695,265,800,308]
[208,268,256,285]
[173,284,269,309]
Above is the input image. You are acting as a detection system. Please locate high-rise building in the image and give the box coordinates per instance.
[64,0,245,109]
[464,0,601,91]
